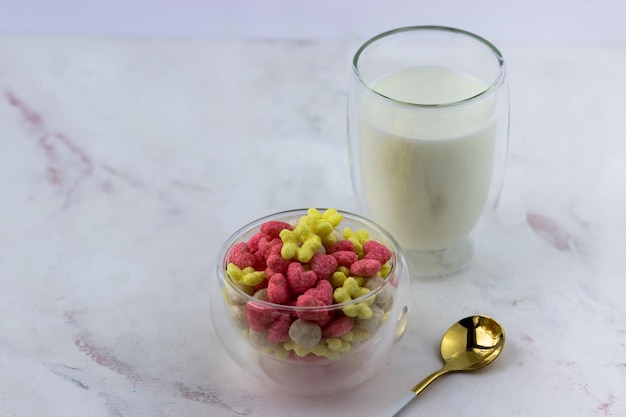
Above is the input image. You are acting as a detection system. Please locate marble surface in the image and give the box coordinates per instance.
[1,36,625,417]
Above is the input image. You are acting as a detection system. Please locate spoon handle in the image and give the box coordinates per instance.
[383,368,449,416]
[382,391,418,416]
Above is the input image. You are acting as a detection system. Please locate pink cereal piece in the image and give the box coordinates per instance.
[251,237,282,270]
[296,293,330,324]
[287,263,318,294]
[245,302,279,332]
[228,242,257,269]
[350,258,382,277]
[267,314,293,343]
[363,240,392,264]
[266,253,291,275]
[256,236,282,259]
[267,273,291,304]
[327,239,354,254]
[260,220,293,238]
[247,231,270,253]
[309,253,338,281]
[263,267,278,279]
[304,279,334,305]
[322,316,354,338]
[331,250,358,268]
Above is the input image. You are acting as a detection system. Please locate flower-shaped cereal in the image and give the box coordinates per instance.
[333,277,375,319]
[279,222,322,263]
[226,263,266,287]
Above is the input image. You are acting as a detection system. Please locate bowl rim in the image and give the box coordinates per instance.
[216,208,405,311]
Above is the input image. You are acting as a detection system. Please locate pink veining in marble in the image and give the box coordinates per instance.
[597,393,615,416]
[175,382,248,414]
[6,90,211,211]
[6,90,94,208]
[101,163,145,188]
[526,211,576,252]
[74,336,142,382]
[66,311,246,413]
[5,90,44,130]
[38,132,94,207]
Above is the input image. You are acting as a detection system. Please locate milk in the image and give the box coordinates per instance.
[357,67,496,251]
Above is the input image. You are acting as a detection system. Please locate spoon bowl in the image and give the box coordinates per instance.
[386,315,505,416]
[439,315,505,372]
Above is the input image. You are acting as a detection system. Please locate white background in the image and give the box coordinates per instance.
[1,0,625,44]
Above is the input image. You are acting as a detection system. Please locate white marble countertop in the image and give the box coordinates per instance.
[1,35,625,417]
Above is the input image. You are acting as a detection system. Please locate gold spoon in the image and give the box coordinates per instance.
[386,315,505,416]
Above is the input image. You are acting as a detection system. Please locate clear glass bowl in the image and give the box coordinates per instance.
[210,209,412,396]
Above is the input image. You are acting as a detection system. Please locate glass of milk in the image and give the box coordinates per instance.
[347,26,509,277]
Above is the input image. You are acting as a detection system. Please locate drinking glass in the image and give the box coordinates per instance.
[347,26,509,277]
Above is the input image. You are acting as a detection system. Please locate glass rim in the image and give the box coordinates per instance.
[352,25,506,109]
[216,208,403,311]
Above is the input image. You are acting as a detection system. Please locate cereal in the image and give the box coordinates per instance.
[295,292,331,324]
[327,239,354,254]
[363,240,392,264]
[330,269,349,289]
[260,220,293,238]
[223,208,397,363]
[267,273,291,305]
[246,231,268,253]
[322,316,354,338]
[331,250,358,268]
[302,279,333,306]
[288,318,322,348]
[356,305,384,331]
[334,277,375,319]
[342,227,369,258]
[226,263,266,287]
[309,253,338,281]
[267,314,293,344]
[245,301,278,332]
[350,258,382,277]
[228,242,257,269]
[365,276,394,312]
[286,263,317,294]
[326,337,352,353]
[229,304,249,329]
[266,252,291,275]
[280,222,322,263]
[303,208,343,246]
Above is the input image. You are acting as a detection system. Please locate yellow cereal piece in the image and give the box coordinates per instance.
[321,208,343,227]
[284,341,329,357]
[350,327,371,343]
[343,300,375,319]
[333,277,376,319]
[342,227,370,258]
[331,270,348,288]
[326,337,352,352]
[300,208,343,247]
[380,261,392,278]
[337,265,350,275]
[333,277,371,303]
[323,350,341,360]
[270,344,290,359]
[221,287,233,305]
[341,331,353,342]
[279,222,322,263]
[331,268,365,289]
[226,263,266,287]
[306,208,332,237]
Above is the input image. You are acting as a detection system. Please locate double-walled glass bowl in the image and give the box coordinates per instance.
[210,209,411,396]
